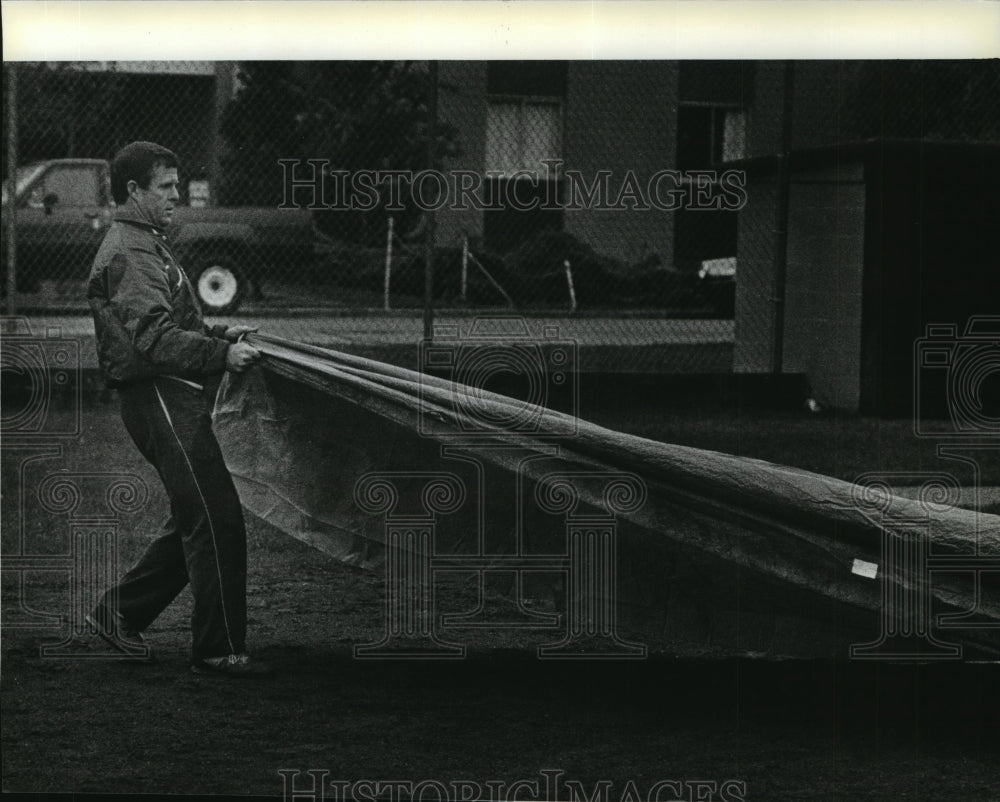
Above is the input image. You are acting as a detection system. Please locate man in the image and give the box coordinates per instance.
[86,141,271,677]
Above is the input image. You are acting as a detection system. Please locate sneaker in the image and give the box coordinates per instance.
[84,605,154,662]
[190,653,275,678]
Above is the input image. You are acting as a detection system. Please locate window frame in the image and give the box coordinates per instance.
[485,93,565,181]
[676,100,748,175]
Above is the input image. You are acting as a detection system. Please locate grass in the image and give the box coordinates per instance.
[2,391,998,799]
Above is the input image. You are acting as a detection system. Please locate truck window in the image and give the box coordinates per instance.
[28,165,100,208]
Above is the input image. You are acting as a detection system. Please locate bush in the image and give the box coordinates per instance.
[314,239,387,290]
[314,227,710,310]
[388,248,520,305]
[627,269,702,308]
[506,230,655,306]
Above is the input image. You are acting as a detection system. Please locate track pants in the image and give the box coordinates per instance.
[101,377,247,659]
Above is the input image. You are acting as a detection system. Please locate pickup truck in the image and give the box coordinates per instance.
[2,158,316,314]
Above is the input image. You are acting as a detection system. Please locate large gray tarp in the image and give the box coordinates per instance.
[213,333,1000,659]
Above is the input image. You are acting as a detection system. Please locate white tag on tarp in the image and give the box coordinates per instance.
[851,558,879,579]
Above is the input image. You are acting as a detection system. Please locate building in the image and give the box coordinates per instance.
[435,61,752,273]
[730,61,1000,415]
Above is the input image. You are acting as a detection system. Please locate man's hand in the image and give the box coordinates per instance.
[226,342,262,373]
[224,325,258,343]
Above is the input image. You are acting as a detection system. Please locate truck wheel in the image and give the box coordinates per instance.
[188,256,246,315]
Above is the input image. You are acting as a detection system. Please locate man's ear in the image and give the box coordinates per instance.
[126,179,140,199]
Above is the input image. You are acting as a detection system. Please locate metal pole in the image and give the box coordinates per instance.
[384,216,394,311]
[460,234,469,304]
[422,60,438,341]
[564,259,577,313]
[771,61,794,374]
[468,251,514,309]
[210,62,235,206]
[5,64,19,320]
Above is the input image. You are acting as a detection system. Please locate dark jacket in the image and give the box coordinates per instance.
[87,207,230,388]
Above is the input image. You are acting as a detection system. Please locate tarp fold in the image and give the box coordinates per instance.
[213,333,1000,659]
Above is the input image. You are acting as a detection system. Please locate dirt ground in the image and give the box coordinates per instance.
[2,389,999,800]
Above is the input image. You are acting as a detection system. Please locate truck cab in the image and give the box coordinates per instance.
[2,159,114,292]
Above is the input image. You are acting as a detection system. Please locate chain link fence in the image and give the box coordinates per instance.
[3,60,998,373]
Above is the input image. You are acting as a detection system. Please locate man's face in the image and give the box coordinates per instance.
[129,163,180,229]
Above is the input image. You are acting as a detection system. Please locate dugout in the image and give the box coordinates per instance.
[732,139,1000,418]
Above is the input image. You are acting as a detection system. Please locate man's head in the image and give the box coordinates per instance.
[111,141,180,228]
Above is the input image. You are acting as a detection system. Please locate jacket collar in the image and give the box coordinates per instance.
[114,203,168,239]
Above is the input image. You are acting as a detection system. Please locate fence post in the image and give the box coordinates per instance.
[5,63,18,321]
[210,62,235,207]
[771,60,794,373]
[384,215,394,311]
[564,259,577,313]
[422,60,438,341]
[460,234,469,304]
[467,251,514,309]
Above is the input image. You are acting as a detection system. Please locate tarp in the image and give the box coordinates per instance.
[213,332,1000,660]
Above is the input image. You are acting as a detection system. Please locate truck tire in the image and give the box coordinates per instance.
[187,254,247,315]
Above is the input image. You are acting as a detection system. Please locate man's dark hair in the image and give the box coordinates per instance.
[111,141,179,205]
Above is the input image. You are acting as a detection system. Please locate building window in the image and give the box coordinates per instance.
[722,109,748,163]
[482,62,567,254]
[485,99,562,178]
[674,63,751,286]
[677,60,752,168]
[676,105,747,170]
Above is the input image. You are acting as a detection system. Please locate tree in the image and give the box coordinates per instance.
[13,63,127,163]
[218,61,457,246]
[844,61,1000,142]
